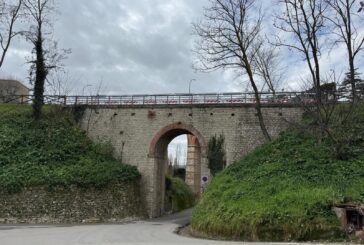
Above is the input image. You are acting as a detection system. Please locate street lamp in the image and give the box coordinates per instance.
[189,79,196,94]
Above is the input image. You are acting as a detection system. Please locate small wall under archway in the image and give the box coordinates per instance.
[148,122,208,217]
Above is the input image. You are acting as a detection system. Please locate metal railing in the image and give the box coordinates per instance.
[0,92,317,106]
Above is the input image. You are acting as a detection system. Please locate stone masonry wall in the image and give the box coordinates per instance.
[81,105,302,167]
[81,104,303,217]
[0,181,146,224]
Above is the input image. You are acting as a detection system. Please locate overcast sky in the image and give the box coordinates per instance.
[1,0,362,161]
[0,0,363,96]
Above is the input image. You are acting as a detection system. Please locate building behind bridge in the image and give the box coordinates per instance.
[0,79,30,103]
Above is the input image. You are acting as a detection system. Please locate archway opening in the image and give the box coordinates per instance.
[167,134,201,193]
[149,123,207,216]
[167,135,188,181]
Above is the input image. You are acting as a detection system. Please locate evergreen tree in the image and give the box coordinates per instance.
[339,70,364,100]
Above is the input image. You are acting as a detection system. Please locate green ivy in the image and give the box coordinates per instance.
[192,103,364,242]
[207,134,226,176]
[0,105,140,193]
[166,176,195,212]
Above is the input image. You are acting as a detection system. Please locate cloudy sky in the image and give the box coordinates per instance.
[2,0,362,96]
[1,0,240,95]
[1,0,362,162]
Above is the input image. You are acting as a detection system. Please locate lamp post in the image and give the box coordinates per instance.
[189,79,196,94]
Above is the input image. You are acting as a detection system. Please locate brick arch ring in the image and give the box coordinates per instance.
[148,122,207,158]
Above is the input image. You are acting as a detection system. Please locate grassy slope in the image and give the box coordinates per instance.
[192,108,364,241]
[0,105,140,193]
[166,176,196,212]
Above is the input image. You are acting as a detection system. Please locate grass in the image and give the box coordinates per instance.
[166,176,196,213]
[0,104,140,193]
[191,104,364,242]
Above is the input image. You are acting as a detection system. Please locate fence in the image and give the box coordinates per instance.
[0,92,316,106]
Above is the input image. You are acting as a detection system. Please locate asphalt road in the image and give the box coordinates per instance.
[0,210,346,245]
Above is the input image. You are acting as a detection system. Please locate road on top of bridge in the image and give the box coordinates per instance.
[0,210,348,245]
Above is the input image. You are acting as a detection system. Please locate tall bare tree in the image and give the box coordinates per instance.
[46,70,74,96]
[255,46,284,95]
[275,0,330,137]
[325,0,364,101]
[275,0,328,102]
[23,0,68,119]
[193,0,272,142]
[0,0,22,68]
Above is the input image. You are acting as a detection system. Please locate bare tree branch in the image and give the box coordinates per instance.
[274,0,330,140]
[275,0,328,97]
[325,0,364,101]
[254,46,284,94]
[23,0,70,119]
[0,0,23,68]
[193,0,275,142]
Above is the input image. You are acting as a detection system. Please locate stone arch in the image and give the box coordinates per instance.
[147,122,208,217]
[148,122,207,158]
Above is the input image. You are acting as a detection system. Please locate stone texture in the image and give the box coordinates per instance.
[0,182,146,224]
[80,104,302,218]
[186,135,201,194]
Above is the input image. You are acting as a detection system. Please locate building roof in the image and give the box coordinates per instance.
[0,79,30,91]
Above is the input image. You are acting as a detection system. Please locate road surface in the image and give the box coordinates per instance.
[0,210,346,245]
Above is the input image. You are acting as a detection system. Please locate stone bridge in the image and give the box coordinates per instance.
[76,93,303,217]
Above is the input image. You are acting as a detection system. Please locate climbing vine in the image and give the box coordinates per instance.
[207,134,226,176]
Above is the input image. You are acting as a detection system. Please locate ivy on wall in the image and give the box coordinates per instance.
[207,134,226,176]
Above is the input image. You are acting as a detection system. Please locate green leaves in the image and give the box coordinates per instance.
[0,105,140,193]
[207,134,226,176]
[166,176,195,212]
[192,112,364,241]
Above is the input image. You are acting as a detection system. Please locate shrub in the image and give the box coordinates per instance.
[166,176,195,212]
[0,105,140,193]
[207,135,226,176]
[192,127,364,242]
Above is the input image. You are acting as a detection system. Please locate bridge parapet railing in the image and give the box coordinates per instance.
[0,92,321,106]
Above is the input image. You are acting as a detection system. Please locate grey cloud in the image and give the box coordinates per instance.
[50,0,220,94]
[0,0,361,95]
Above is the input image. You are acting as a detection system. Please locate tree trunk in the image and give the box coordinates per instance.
[245,59,271,142]
[32,29,47,120]
[348,54,357,102]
